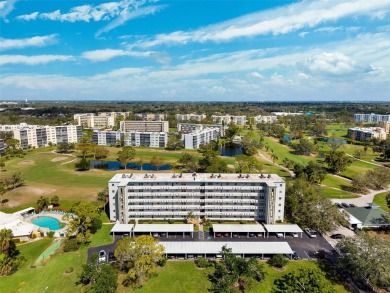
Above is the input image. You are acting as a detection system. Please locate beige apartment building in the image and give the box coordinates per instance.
[120,121,169,133]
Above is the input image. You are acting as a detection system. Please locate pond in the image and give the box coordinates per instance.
[90,160,172,171]
[220,143,243,157]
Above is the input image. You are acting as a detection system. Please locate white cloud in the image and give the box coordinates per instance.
[82,48,170,63]
[0,0,17,22]
[16,11,38,21]
[0,34,57,51]
[250,71,263,78]
[0,54,74,65]
[315,26,343,33]
[95,4,165,37]
[298,52,378,77]
[134,0,390,48]
[298,32,309,38]
[209,86,229,94]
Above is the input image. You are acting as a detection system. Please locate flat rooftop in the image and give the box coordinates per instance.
[160,241,293,255]
[212,224,265,233]
[263,224,303,233]
[110,223,134,233]
[110,173,285,186]
[133,224,194,233]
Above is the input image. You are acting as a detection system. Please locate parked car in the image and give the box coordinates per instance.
[215,233,222,237]
[152,233,159,237]
[330,233,345,239]
[341,202,349,208]
[275,233,283,238]
[223,233,230,237]
[256,233,263,237]
[232,233,239,238]
[160,232,167,237]
[336,203,343,208]
[187,255,194,259]
[304,228,317,238]
[248,233,255,237]
[168,255,176,259]
[292,251,300,260]
[291,233,299,238]
[98,250,106,264]
[349,203,356,207]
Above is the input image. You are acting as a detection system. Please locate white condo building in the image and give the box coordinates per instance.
[73,114,115,129]
[253,115,278,124]
[134,113,168,121]
[120,121,169,133]
[177,123,225,136]
[92,130,168,148]
[182,128,220,149]
[109,173,285,224]
[211,115,247,125]
[175,114,207,122]
[354,113,390,123]
[12,125,82,149]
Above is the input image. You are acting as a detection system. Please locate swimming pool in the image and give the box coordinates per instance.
[32,216,63,230]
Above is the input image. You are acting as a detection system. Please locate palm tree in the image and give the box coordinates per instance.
[0,228,14,255]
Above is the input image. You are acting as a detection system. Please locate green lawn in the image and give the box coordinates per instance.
[373,191,390,212]
[320,187,360,199]
[340,159,379,179]
[322,175,351,190]
[120,260,348,293]
[1,225,114,293]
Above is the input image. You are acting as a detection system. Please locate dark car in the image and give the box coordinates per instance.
[336,203,343,208]
[215,233,222,237]
[341,202,349,208]
[349,203,356,207]
[292,251,300,260]
[160,232,167,237]
[223,233,230,237]
[249,233,255,237]
[330,233,345,239]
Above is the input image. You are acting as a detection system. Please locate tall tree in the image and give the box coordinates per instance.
[36,196,50,211]
[273,267,336,293]
[286,179,347,232]
[224,123,240,142]
[336,232,390,288]
[0,229,15,256]
[117,146,136,169]
[68,202,100,244]
[150,156,165,171]
[115,235,165,287]
[324,150,353,173]
[178,153,198,172]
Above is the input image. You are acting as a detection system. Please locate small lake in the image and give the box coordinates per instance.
[90,160,172,171]
[220,143,243,157]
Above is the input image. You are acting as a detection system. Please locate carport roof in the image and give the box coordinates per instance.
[213,224,265,233]
[110,223,134,233]
[133,224,194,233]
[263,224,303,233]
[161,241,293,255]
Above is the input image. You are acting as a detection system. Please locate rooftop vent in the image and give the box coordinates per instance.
[267,174,271,179]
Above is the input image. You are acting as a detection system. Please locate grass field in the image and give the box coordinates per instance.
[373,191,390,212]
[340,159,379,179]
[119,260,348,293]
[1,224,115,293]
[320,187,359,199]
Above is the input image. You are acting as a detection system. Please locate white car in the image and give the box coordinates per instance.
[304,228,317,238]
[275,233,283,238]
[291,233,299,238]
[98,250,106,263]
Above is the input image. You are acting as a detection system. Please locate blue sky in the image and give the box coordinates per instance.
[1,0,390,101]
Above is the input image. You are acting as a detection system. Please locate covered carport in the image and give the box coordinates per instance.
[161,241,293,259]
[133,224,194,238]
[110,223,134,238]
[212,224,265,238]
[264,224,303,238]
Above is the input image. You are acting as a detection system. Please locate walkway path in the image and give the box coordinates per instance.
[198,224,204,240]
[257,151,295,177]
[346,154,382,167]
[49,150,77,165]
[331,186,390,207]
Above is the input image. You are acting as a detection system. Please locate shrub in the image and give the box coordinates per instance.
[268,254,288,268]
[167,219,174,224]
[157,256,167,267]
[239,220,247,224]
[194,257,210,268]
[90,218,102,234]
[65,266,74,273]
[46,231,55,238]
[128,219,136,224]
[63,238,80,252]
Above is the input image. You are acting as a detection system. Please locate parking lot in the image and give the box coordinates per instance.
[89,230,333,262]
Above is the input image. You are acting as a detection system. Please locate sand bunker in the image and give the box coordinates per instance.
[51,157,68,162]
[18,160,34,166]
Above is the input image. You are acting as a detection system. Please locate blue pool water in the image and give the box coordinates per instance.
[32,216,62,230]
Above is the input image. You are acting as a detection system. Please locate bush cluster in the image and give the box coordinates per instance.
[194,257,210,268]
[63,238,80,252]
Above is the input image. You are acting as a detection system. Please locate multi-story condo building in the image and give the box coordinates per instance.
[0,139,5,156]
[271,112,304,116]
[97,112,131,119]
[12,125,82,149]
[347,127,387,142]
[175,114,207,122]
[253,115,278,124]
[120,121,169,133]
[177,123,225,136]
[354,113,390,123]
[108,173,286,224]
[211,115,247,126]
[182,128,220,149]
[0,123,41,131]
[73,114,114,129]
[379,122,390,134]
[134,113,168,121]
[92,130,167,148]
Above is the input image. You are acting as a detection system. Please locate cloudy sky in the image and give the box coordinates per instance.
[1,0,390,101]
